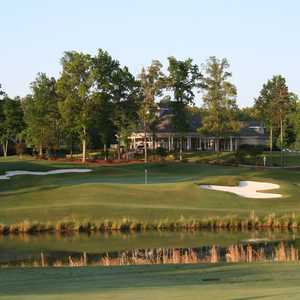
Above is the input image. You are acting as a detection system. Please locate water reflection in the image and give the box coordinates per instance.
[1,241,299,267]
[0,229,299,267]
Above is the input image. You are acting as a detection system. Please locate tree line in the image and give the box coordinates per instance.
[0,49,299,162]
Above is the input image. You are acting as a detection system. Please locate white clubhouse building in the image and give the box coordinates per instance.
[129,108,267,152]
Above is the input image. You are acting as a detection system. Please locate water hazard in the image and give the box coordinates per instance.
[0,229,299,267]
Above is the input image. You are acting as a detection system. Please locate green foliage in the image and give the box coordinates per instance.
[91,50,120,155]
[236,106,259,121]
[23,73,59,157]
[57,51,94,162]
[154,146,167,158]
[0,96,24,156]
[111,66,140,155]
[255,75,296,152]
[167,57,202,160]
[0,83,5,99]
[138,60,165,161]
[235,144,264,164]
[200,57,239,151]
[2,55,300,162]
[288,99,300,150]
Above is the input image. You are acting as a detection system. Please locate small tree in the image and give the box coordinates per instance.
[200,57,239,152]
[111,66,140,160]
[167,57,202,160]
[23,73,59,157]
[57,51,94,163]
[138,60,165,163]
[92,49,120,159]
[0,96,24,157]
[255,75,295,165]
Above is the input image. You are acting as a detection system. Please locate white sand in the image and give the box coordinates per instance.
[0,169,92,180]
[200,181,282,199]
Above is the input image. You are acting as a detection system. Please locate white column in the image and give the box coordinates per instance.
[199,137,202,151]
[230,136,233,152]
[187,136,191,150]
[133,137,136,149]
[168,136,171,152]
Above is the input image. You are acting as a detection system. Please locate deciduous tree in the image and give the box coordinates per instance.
[167,57,202,160]
[138,60,165,162]
[0,96,24,157]
[23,73,59,157]
[255,75,295,164]
[201,57,239,152]
[57,51,93,163]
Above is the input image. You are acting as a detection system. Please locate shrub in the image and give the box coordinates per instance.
[165,154,176,161]
[235,144,264,165]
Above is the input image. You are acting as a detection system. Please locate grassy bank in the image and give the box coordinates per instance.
[0,157,300,231]
[1,263,300,299]
[2,212,300,233]
[184,150,300,167]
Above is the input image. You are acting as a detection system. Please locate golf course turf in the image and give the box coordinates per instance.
[1,263,300,300]
[1,157,300,299]
[0,156,300,230]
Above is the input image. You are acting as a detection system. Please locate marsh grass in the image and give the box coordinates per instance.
[1,211,300,234]
[2,242,299,268]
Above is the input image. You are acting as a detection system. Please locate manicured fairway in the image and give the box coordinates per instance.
[1,263,300,299]
[0,157,300,225]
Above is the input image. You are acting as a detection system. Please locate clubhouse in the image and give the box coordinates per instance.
[128,108,268,152]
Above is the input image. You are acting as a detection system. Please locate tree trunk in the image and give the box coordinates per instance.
[179,137,183,161]
[269,126,273,152]
[82,137,86,163]
[270,125,273,166]
[2,140,8,157]
[152,132,155,151]
[118,140,121,160]
[81,127,87,163]
[39,144,43,158]
[70,136,73,159]
[104,143,107,161]
[280,118,284,168]
[144,127,148,164]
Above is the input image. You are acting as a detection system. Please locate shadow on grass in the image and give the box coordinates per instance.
[0,263,298,297]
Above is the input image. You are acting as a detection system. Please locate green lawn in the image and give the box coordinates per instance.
[1,263,300,299]
[0,156,300,226]
[184,150,300,167]
[1,157,300,299]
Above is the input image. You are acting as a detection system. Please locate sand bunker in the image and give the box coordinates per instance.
[200,181,282,199]
[0,169,92,180]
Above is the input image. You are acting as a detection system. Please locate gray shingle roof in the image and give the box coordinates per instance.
[138,108,267,138]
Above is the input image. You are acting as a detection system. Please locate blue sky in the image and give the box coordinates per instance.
[1,0,299,107]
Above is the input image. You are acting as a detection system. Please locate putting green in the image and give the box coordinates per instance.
[0,157,300,225]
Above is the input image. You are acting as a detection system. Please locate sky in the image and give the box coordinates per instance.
[1,0,299,107]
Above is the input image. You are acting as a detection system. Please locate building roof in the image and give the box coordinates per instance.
[136,108,267,138]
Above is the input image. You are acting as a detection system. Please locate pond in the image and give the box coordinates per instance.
[0,229,299,267]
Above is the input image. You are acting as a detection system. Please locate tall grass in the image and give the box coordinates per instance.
[1,211,300,234]
[2,242,299,268]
